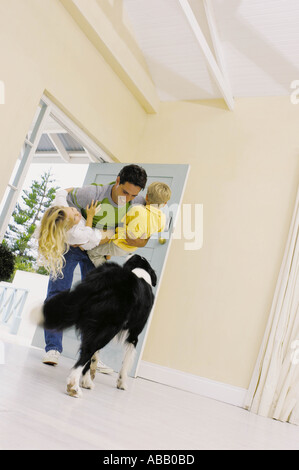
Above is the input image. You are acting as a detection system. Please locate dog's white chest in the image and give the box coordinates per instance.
[132,268,152,286]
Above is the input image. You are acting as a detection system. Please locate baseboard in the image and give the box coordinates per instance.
[137,361,247,408]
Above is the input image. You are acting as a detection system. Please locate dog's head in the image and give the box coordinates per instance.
[124,254,157,287]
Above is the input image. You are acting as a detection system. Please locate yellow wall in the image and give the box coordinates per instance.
[0,0,147,200]
[137,98,299,388]
[1,1,299,390]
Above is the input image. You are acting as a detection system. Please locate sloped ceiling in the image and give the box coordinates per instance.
[123,0,299,103]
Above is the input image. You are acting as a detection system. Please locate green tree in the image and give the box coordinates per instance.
[0,243,15,281]
[4,169,58,274]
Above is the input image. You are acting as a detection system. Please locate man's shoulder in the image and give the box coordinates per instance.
[91,181,115,189]
[130,195,146,206]
[68,182,114,201]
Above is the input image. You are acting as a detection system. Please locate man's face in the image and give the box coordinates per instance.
[113,176,142,205]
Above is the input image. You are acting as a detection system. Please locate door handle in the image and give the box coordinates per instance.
[158,216,172,245]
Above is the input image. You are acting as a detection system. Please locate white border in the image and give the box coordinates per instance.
[138,360,247,408]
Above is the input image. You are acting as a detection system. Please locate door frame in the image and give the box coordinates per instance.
[0,94,113,240]
[134,165,190,375]
[82,162,190,376]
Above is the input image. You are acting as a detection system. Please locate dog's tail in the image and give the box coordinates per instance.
[30,301,45,327]
[30,290,80,331]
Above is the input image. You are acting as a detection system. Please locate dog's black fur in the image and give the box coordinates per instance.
[40,254,157,396]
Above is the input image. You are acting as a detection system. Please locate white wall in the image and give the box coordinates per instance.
[12,271,49,344]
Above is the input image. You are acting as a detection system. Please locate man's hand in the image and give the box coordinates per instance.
[99,229,115,245]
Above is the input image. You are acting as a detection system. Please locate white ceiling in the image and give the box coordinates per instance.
[123,0,299,102]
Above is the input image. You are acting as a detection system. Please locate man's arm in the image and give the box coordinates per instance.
[124,236,149,248]
[66,185,100,211]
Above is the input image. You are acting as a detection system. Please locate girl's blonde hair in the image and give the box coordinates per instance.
[37,206,71,279]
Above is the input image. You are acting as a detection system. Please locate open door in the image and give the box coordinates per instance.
[32,163,189,376]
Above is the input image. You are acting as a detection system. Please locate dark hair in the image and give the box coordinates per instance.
[0,244,15,281]
[118,164,147,190]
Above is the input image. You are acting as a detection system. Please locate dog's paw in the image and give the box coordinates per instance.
[117,377,127,391]
[81,373,95,390]
[66,382,82,398]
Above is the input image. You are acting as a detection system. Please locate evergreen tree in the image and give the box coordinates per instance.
[4,169,58,273]
[0,243,15,281]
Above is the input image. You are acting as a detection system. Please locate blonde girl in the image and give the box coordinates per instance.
[37,189,112,279]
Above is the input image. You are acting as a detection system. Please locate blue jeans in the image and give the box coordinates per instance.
[44,247,95,353]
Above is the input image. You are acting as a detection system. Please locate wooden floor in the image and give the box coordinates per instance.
[0,340,298,450]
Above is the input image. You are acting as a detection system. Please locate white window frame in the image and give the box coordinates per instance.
[0,94,113,240]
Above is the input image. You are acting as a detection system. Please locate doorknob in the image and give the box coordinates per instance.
[158,215,172,245]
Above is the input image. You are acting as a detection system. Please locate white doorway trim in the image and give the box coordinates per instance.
[0,94,113,240]
[41,94,114,164]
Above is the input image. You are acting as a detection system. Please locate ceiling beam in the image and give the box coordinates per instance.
[47,133,72,163]
[178,0,234,110]
[60,0,160,114]
[82,146,102,163]
[35,151,88,157]
[32,156,91,164]
[203,0,232,97]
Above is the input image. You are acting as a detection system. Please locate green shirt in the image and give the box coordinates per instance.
[67,182,145,230]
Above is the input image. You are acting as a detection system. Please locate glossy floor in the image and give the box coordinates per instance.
[0,341,298,450]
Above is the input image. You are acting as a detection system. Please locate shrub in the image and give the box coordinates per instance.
[0,244,15,281]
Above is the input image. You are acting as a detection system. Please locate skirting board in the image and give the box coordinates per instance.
[137,361,247,408]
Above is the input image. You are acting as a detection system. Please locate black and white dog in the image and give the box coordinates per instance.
[33,255,157,398]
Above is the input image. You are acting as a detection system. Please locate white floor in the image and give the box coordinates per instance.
[0,339,299,450]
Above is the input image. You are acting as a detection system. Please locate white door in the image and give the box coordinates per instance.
[33,163,189,376]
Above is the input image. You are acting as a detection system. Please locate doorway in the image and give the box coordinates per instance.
[0,94,113,241]
[0,95,111,340]
[0,95,190,378]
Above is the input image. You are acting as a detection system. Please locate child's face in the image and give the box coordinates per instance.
[65,207,82,226]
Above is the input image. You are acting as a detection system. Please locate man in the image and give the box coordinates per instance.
[43,164,147,369]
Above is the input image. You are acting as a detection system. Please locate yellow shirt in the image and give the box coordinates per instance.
[112,204,166,252]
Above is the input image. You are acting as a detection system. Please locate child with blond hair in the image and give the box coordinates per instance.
[37,189,110,279]
[87,182,171,266]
